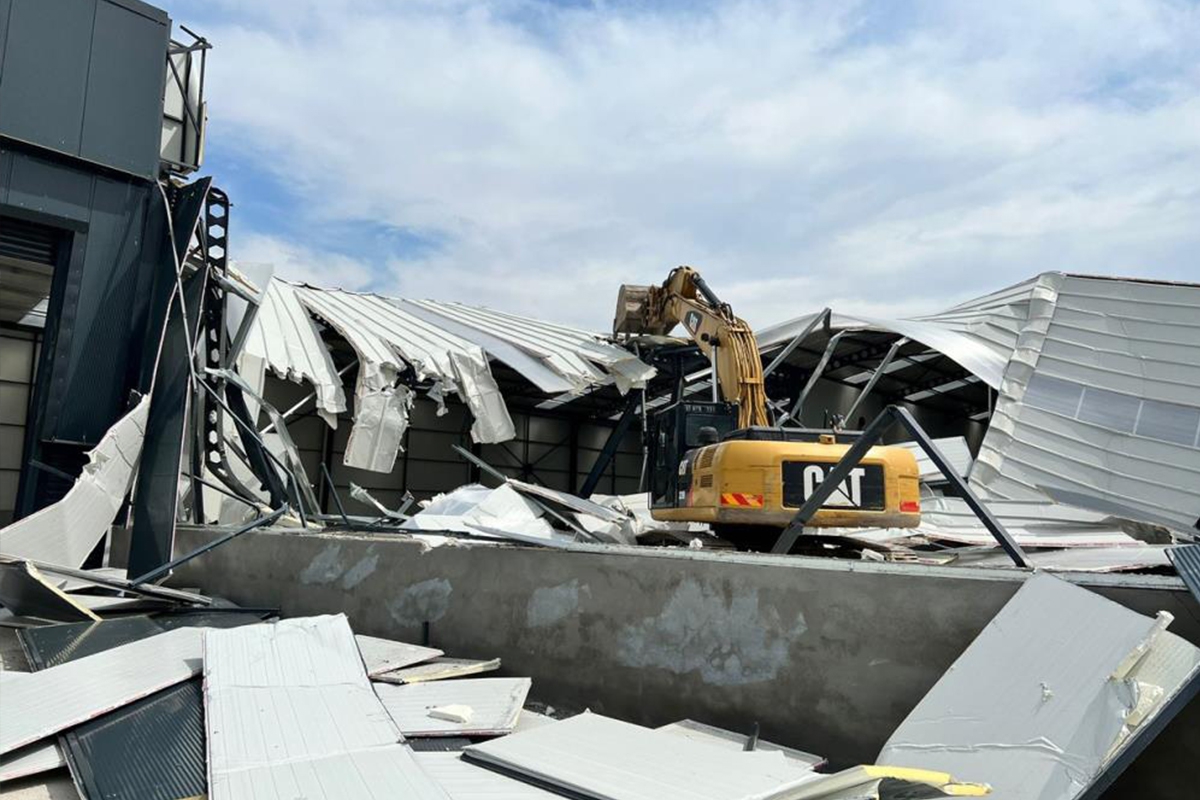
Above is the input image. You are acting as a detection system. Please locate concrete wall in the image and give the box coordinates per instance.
[165,526,1199,795]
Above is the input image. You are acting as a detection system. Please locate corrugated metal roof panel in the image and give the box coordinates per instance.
[413,752,561,799]
[462,712,808,800]
[203,615,447,800]
[242,279,346,422]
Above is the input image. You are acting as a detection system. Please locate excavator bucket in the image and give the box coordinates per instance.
[614,284,659,335]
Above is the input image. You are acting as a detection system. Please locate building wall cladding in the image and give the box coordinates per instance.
[262,373,643,517]
[0,0,169,180]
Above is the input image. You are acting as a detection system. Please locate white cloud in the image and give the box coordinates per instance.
[174,0,1200,330]
[234,233,375,291]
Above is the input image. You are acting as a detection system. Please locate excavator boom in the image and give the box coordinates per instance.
[615,266,768,428]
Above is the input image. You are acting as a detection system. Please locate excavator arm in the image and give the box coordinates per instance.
[615,266,769,428]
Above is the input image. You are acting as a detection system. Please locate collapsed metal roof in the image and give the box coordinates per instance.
[757,272,1200,535]
[240,279,656,473]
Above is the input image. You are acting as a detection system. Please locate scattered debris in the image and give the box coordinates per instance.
[356,634,444,677]
[0,559,100,623]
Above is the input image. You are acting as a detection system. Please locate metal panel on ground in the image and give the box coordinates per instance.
[0,559,99,622]
[373,657,502,685]
[19,611,267,800]
[462,712,810,800]
[374,677,531,737]
[877,574,1200,798]
[413,752,562,799]
[203,615,448,800]
[1168,545,1200,603]
[0,627,203,755]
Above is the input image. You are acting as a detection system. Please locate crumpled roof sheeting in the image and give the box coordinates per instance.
[0,396,150,567]
[971,273,1200,533]
[241,280,654,471]
[404,299,656,395]
[241,279,347,425]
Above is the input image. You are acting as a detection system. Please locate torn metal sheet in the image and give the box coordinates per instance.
[508,479,637,545]
[877,573,1200,798]
[375,677,532,737]
[346,382,413,472]
[835,496,1141,552]
[356,634,443,677]
[204,615,447,800]
[413,752,563,799]
[462,711,816,799]
[241,278,347,426]
[350,482,408,520]
[0,627,203,756]
[0,396,150,568]
[295,285,516,469]
[656,720,825,772]
[373,657,502,685]
[0,672,65,782]
[0,559,100,622]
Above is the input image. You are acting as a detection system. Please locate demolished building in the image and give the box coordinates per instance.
[3,0,1200,798]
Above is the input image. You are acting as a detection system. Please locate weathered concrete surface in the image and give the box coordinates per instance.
[159,526,1200,796]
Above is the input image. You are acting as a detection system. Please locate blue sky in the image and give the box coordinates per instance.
[159,0,1200,329]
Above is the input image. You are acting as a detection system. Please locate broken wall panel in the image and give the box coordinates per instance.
[877,574,1200,798]
[0,395,150,567]
[462,712,821,800]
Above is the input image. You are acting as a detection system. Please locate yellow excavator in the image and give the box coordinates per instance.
[615,266,921,547]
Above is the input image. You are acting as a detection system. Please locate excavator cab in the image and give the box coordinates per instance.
[646,400,738,509]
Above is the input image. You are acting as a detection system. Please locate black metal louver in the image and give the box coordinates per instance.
[0,215,60,266]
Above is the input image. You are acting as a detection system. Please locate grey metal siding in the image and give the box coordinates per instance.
[0,0,12,76]
[0,0,168,180]
[80,0,168,177]
[0,0,97,155]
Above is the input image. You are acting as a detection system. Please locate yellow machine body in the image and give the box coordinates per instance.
[653,438,922,530]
